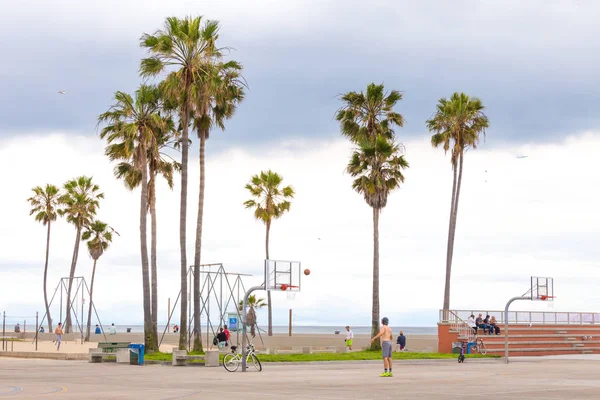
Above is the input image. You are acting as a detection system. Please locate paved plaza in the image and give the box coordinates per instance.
[1,356,600,399]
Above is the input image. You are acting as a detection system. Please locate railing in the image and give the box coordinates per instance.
[447,310,476,343]
[440,310,600,325]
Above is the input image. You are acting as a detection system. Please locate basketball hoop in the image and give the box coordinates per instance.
[280,284,298,299]
[540,295,555,301]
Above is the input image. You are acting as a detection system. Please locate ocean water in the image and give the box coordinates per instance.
[111,325,436,335]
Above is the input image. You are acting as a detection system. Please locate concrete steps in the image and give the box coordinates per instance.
[441,322,600,356]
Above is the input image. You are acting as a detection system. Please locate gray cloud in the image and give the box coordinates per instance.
[1,0,599,146]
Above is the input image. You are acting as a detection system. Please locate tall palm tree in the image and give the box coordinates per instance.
[191,59,245,351]
[346,135,409,350]
[99,84,170,352]
[108,115,178,339]
[238,295,267,338]
[243,170,294,336]
[336,83,404,142]
[426,92,489,315]
[82,220,115,341]
[61,176,103,333]
[140,15,220,350]
[338,83,407,349]
[27,184,62,331]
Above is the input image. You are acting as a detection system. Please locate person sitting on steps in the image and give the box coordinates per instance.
[489,316,500,335]
[475,314,488,335]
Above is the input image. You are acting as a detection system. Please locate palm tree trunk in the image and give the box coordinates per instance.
[266,221,272,336]
[442,158,459,317]
[193,130,206,352]
[85,259,98,341]
[149,180,159,347]
[65,226,82,333]
[140,149,157,352]
[44,221,53,332]
[179,76,191,350]
[370,206,381,351]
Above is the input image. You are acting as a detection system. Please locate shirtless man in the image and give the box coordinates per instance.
[371,317,393,377]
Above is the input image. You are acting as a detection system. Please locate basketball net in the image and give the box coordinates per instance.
[287,291,296,300]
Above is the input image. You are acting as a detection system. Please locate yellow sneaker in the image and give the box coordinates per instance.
[380,372,389,377]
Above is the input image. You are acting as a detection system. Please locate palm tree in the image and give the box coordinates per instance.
[99,84,170,352]
[426,92,489,315]
[61,176,104,333]
[346,135,409,350]
[336,83,404,142]
[238,295,267,338]
[140,15,220,350]
[338,83,407,349]
[243,170,294,336]
[107,113,178,339]
[82,220,115,341]
[27,184,61,331]
[191,60,245,351]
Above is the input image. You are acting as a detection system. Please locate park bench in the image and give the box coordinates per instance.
[172,350,219,367]
[89,342,131,363]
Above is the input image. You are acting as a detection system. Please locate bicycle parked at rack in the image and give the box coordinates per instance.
[223,343,262,372]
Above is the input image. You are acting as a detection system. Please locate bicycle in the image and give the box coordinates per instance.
[223,343,262,372]
[470,337,487,355]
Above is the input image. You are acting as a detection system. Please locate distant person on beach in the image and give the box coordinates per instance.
[396,331,406,351]
[345,326,354,350]
[55,323,63,351]
[14,323,20,333]
[95,325,101,334]
[173,325,179,333]
[217,328,227,350]
[371,317,393,377]
[109,323,117,335]
[39,326,45,333]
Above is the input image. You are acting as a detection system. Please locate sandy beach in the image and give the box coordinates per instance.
[2,332,437,354]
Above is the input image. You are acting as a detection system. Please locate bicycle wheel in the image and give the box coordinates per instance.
[478,341,487,356]
[223,354,239,372]
[470,345,478,353]
[250,354,262,372]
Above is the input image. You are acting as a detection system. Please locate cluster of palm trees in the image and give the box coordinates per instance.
[27,177,114,341]
[338,85,489,349]
[28,15,490,354]
[97,16,245,352]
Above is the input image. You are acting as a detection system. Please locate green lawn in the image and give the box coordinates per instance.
[145,350,493,363]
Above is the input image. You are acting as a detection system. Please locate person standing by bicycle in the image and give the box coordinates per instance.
[371,317,393,377]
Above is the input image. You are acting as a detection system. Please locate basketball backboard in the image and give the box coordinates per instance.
[264,259,301,292]
[530,276,554,301]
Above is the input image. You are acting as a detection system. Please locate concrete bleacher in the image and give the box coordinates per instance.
[439,310,600,357]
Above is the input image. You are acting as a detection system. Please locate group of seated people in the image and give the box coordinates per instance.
[468,313,500,335]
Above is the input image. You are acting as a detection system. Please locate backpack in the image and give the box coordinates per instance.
[213,336,218,346]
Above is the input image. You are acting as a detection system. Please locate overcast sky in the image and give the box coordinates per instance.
[1,0,599,328]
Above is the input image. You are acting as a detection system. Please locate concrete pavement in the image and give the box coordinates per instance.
[1,356,599,399]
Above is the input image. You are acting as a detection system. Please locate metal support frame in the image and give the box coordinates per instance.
[160,264,251,350]
[37,277,107,344]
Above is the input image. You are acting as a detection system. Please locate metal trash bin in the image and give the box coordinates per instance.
[128,344,145,365]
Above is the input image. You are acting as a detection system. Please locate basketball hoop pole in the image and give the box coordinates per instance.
[504,296,529,364]
[241,285,263,372]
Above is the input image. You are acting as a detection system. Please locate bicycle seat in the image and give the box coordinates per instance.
[231,346,237,352]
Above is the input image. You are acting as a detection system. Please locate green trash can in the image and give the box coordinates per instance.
[129,344,145,365]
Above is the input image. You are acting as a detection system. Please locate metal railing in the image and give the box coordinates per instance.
[440,309,600,325]
[447,310,476,343]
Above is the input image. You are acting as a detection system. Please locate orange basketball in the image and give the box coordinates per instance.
[304,269,310,276]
